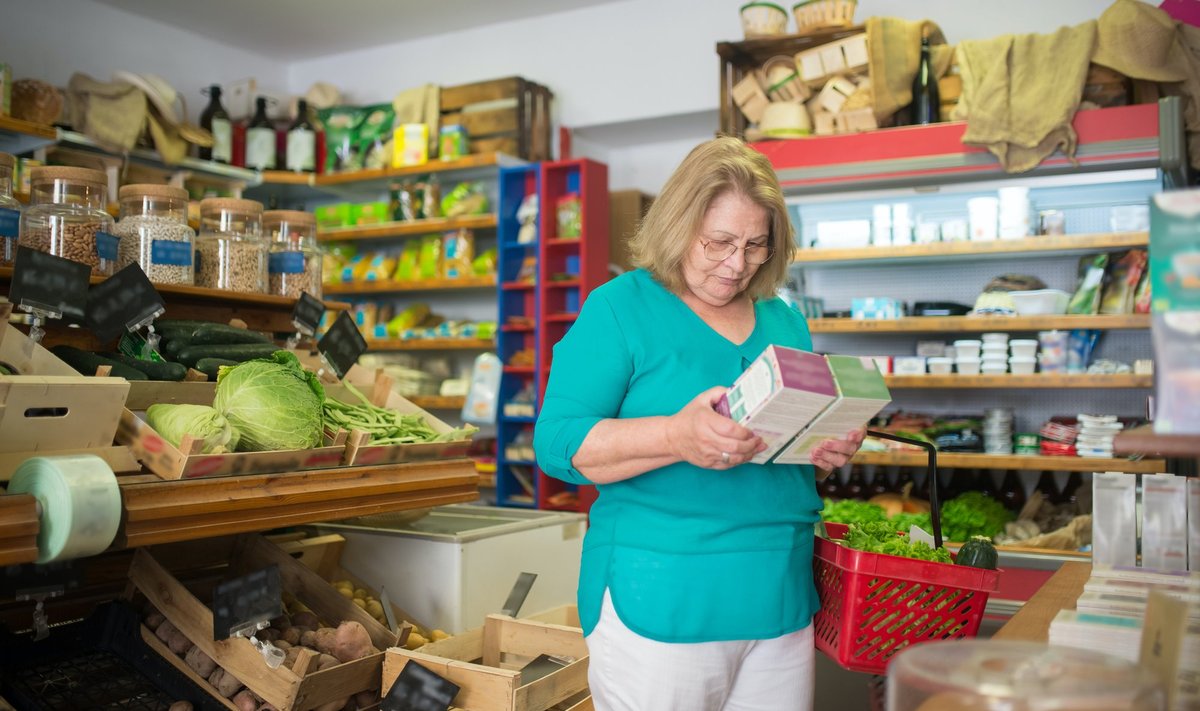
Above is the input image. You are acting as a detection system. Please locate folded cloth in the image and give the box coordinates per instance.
[66,73,146,153]
[392,84,440,156]
[866,16,953,124]
[956,22,1097,173]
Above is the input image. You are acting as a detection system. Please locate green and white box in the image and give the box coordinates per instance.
[773,355,891,465]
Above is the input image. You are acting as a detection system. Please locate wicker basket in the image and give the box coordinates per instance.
[792,0,857,34]
[762,56,812,102]
[741,2,789,38]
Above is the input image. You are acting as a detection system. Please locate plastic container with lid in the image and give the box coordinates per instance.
[0,153,21,268]
[264,209,322,299]
[887,639,1164,711]
[113,184,194,285]
[18,166,116,276]
[196,197,265,293]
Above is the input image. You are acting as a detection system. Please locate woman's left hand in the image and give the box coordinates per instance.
[809,427,867,472]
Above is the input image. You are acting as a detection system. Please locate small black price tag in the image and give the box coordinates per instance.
[500,572,538,618]
[0,561,85,600]
[86,263,166,342]
[9,247,90,323]
[293,291,326,335]
[211,565,283,641]
[382,661,460,711]
[317,310,367,379]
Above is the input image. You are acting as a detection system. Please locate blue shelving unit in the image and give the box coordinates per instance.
[495,164,542,508]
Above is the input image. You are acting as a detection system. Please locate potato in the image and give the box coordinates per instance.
[291,610,320,630]
[337,587,354,600]
[279,627,302,646]
[299,629,318,648]
[330,621,375,663]
[354,689,379,708]
[232,690,258,711]
[167,627,193,656]
[168,703,193,711]
[209,667,243,699]
[274,639,292,651]
[430,629,450,641]
[270,614,291,631]
[351,598,367,610]
[185,646,217,678]
[333,579,353,590]
[404,632,428,650]
[257,628,281,643]
[313,698,349,711]
[156,619,178,644]
[364,600,384,620]
[353,588,367,600]
[312,627,338,655]
[283,645,302,668]
[145,609,167,630]
[316,653,339,671]
[257,705,279,711]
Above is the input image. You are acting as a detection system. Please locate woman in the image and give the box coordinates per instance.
[533,136,865,710]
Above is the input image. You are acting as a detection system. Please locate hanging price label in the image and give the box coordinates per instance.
[292,291,326,336]
[317,310,367,379]
[211,565,283,641]
[382,661,460,711]
[9,247,90,323]
[86,263,166,342]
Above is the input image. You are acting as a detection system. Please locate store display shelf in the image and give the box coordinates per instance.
[501,281,536,291]
[314,152,525,186]
[807,313,1149,334]
[57,129,261,185]
[323,274,496,295]
[317,214,497,243]
[0,115,58,154]
[367,337,494,351]
[544,313,578,322]
[408,395,466,410]
[852,450,1165,473]
[547,279,581,289]
[885,373,1152,389]
[258,169,315,185]
[0,494,39,567]
[503,365,536,375]
[1113,425,1200,458]
[794,231,1148,267]
[118,458,479,548]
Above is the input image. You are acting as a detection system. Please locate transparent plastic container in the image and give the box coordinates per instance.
[0,153,20,268]
[18,166,116,276]
[264,209,322,299]
[114,184,194,285]
[887,640,1165,711]
[196,197,265,293]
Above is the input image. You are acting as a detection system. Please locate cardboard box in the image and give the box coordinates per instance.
[609,190,653,273]
[893,356,926,375]
[774,356,891,465]
[717,346,838,464]
[1143,473,1189,571]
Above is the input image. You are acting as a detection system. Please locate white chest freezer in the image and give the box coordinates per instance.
[316,504,586,634]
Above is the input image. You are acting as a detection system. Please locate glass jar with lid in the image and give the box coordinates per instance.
[0,153,21,268]
[264,210,322,299]
[196,197,265,293]
[18,166,116,276]
[114,184,195,285]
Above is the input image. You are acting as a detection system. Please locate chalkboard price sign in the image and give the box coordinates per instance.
[317,310,367,379]
[292,291,326,335]
[382,660,460,711]
[9,247,90,323]
[211,565,283,641]
[86,263,166,342]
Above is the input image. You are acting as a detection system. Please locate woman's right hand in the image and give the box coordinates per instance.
[666,386,767,469]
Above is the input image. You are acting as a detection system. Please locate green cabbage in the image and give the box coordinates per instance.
[214,351,325,451]
[146,403,240,454]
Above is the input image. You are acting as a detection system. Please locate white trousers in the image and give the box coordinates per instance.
[585,590,815,711]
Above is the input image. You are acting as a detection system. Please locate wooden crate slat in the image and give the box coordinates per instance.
[441,77,523,111]
[472,136,520,157]
[513,660,591,711]
[443,107,520,137]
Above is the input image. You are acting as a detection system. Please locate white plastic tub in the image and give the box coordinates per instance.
[956,357,981,375]
[1009,356,1037,374]
[1010,339,1039,359]
[928,357,954,374]
[1009,289,1070,315]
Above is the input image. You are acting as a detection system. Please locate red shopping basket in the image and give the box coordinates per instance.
[812,431,1001,675]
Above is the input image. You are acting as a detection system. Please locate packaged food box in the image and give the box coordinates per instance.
[315,202,353,230]
[715,346,838,464]
[774,355,891,465]
[355,201,391,226]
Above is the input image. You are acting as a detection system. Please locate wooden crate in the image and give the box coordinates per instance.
[522,605,580,630]
[339,368,472,467]
[384,615,591,711]
[128,534,400,711]
[441,77,553,161]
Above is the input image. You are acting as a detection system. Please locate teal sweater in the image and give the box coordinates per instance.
[533,269,822,642]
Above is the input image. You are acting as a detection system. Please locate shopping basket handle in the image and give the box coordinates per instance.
[865,430,942,549]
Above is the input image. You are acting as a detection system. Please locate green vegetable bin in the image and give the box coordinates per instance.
[812,430,1001,675]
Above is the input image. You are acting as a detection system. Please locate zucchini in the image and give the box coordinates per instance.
[50,345,149,380]
[195,357,239,382]
[100,352,188,381]
[187,324,272,346]
[955,536,999,569]
[174,343,280,369]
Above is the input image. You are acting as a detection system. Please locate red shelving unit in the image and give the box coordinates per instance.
[536,158,610,513]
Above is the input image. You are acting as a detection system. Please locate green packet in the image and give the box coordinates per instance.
[119,331,166,362]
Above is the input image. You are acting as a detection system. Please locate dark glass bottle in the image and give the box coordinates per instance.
[894,467,918,497]
[1034,471,1062,504]
[942,468,969,501]
[245,96,277,170]
[286,99,316,173]
[910,34,941,125]
[867,467,891,498]
[199,85,231,163]
[999,470,1027,513]
[1060,472,1084,507]
[843,465,867,500]
[973,469,998,499]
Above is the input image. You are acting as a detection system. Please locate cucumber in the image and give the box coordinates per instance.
[50,345,149,380]
[187,324,272,346]
[174,343,280,369]
[100,352,188,381]
[195,357,239,382]
[155,319,219,331]
[161,337,194,359]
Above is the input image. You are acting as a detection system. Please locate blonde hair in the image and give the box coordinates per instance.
[629,136,795,301]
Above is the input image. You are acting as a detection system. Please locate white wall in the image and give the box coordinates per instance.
[286,0,1115,193]
[1,0,289,120]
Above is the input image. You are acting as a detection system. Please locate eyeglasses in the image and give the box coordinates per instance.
[699,238,774,265]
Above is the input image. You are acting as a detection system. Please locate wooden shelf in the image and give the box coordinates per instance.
[0,114,58,140]
[502,281,536,291]
[993,562,1090,644]
[323,274,496,295]
[117,458,478,548]
[409,395,466,410]
[794,232,1148,266]
[1113,424,1200,458]
[808,313,1149,334]
[0,495,39,567]
[317,214,498,243]
[885,373,1152,389]
[313,153,517,186]
[367,337,494,351]
[852,450,1166,473]
[259,169,315,185]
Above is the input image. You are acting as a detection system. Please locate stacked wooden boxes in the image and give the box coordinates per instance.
[440,77,553,161]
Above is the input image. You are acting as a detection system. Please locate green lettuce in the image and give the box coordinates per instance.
[214,351,325,451]
[146,403,240,454]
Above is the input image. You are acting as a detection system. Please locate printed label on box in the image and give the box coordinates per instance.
[775,355,891,465]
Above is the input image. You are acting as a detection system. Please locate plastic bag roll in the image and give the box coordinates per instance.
[7,455,121,563]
